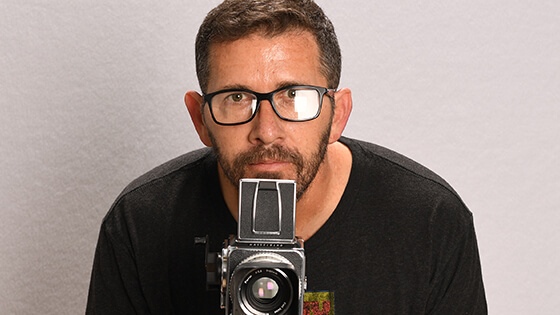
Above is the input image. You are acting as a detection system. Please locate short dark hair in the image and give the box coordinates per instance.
[195,0,341,93]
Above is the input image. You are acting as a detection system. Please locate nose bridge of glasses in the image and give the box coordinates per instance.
[253,91,280,116]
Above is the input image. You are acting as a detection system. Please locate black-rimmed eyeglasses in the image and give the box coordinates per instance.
[202,85,335,126]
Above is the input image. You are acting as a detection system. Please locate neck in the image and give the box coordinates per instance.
[219,141,352,241]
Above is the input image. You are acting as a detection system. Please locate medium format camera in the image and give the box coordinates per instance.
[204,179,306,315]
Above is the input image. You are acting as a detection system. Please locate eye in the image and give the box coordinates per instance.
[229,93,245,102]
[287,89,297,98]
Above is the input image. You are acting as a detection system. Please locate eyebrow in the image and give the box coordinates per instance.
[213,81,308,93]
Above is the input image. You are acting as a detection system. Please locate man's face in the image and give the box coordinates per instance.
[203,31,334,198]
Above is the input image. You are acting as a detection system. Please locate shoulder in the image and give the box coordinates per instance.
[341,137,457,194]
[101,147,216,225]
[340,137,473,224]
[341,137,462,199]
[120,147,214,197]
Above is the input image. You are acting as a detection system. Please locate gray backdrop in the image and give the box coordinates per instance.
[1,0,559,314]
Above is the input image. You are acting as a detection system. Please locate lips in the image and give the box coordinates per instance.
[250,159,286,165]
[248,159,291,172]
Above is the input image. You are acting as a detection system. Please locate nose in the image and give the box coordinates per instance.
[248,100,285,145]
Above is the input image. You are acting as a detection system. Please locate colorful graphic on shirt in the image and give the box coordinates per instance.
[303,291,335,315]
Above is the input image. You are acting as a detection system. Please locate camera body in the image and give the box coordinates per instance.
[208,179,306,315]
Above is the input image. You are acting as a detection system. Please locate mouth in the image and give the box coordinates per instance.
[248,160,291,172]
[228,144,303,180]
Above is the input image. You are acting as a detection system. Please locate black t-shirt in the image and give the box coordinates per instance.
[86,137,487,314]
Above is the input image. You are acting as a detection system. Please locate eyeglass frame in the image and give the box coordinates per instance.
[202,84,336,126]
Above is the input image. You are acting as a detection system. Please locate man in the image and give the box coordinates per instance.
[87,0,487,314]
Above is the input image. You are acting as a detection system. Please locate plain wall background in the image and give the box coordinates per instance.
[1,0,558,313]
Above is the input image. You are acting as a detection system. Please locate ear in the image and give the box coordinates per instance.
[184,91,213,147]
[328,87,353,143]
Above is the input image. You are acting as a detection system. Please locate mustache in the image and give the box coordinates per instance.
[235,145,303,166]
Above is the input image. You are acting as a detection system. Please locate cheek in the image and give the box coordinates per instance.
[292,112,333,142]
[207,125,250,152]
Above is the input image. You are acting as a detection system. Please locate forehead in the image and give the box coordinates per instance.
[207,30,325,91]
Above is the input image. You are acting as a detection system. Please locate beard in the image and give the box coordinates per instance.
[210,126,331,200]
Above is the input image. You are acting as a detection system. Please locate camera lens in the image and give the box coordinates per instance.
[240,268,293,314]
[252,277,279,299]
